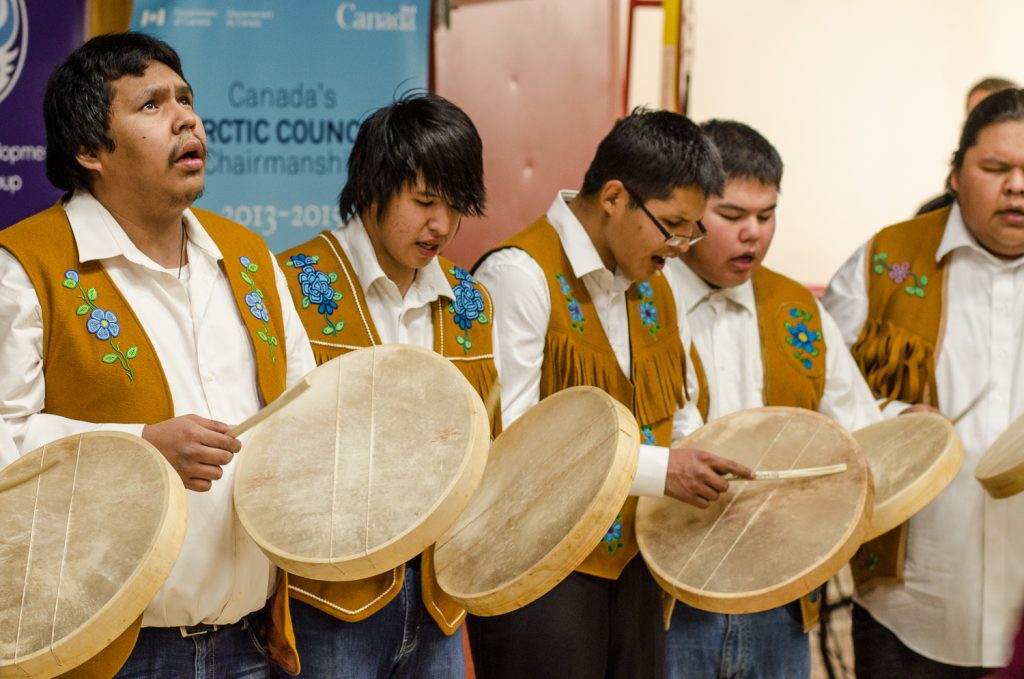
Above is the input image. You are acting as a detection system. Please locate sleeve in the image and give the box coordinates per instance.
[272,255,316,387]
[473,248,549,429]
[0,249,143,463]
[816,300,884,431]
[821,241,870,348]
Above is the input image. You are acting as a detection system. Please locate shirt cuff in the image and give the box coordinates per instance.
[629,444,669,497]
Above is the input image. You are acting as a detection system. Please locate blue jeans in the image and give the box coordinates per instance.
[115,613,269,679]
[273,562,463,678]
[665,602,809,679]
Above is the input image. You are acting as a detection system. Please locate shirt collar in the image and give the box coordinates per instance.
[332,214,453,302]
[64,190,222,268]
[673,259,756,314]
[546,190,633,293]
[937,201,1024,268]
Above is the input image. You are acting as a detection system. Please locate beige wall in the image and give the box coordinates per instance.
[634,0,1024,286]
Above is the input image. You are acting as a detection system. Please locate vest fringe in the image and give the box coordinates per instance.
[851,318,936,406]
[632,344,685,426]
[541,332,624,406]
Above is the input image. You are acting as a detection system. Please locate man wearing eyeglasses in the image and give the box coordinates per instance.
[663,120,881,679]
[469,109,753,678]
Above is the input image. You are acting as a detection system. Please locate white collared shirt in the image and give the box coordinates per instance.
[0,191,316,627]
[329,215,456,346]
[824,202,1024,667]
[475,191,705,496]
[667,259,882,431]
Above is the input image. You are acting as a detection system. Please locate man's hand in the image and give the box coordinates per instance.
[665,447,755,509]
[142,415,242,492]
[900,403,940,415]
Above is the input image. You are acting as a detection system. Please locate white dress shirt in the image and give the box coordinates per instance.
[0,191,316,627]
[475,191,704,496]
[0,415,17,464]
[668,259,882,432]
[328,216,459,347]
[823,202,1024,667]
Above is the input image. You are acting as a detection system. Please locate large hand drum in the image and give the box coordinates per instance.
[636,407,871,614]
[0,432,187,679]
[853,412,963,540]
[976,412,1024,499]
[434,387,640,616]
[234,345,490,581]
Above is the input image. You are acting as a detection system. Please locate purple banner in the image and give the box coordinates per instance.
[0,0,86,229]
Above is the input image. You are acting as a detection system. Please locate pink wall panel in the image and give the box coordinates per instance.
[433,0,625,269]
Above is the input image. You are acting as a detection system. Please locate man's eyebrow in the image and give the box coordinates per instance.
[716,201,777,212]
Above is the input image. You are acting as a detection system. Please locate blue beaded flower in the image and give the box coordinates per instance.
[641,425,656,445]
[298,267,338,315]
[238,256,279,362]
[452,283,485,330]
[635,280,662,337]
[245,292,269,322]
[62,269,138,383]
[447,266,490,353]
[284,252,343,335]
[784,307,820,370]
[556,273,585,333]
[86,308,120,340]
[639,301,659,327]
[603,514,624,554]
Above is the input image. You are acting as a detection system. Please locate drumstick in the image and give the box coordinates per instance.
[723,463,848,481]
[228,377,312,440]
[950,381,991,425]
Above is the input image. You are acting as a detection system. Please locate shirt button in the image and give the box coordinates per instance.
[204,373,215,383]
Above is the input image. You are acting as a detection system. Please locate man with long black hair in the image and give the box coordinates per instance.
[826,88,1024,677]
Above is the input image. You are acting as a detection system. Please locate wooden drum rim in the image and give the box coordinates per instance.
[976,412,1024,499]
[434,386,640,616]
[636,406,872,615]
[233,345,491,581]
[855,412,964,541]
[0,432,187,679]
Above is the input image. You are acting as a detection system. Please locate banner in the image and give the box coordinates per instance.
[132,0,431,253]
[0,0,86,229]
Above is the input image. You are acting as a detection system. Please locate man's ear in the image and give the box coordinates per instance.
[598,180,628,217]
[75,145,102,174]
[948,169,960,195]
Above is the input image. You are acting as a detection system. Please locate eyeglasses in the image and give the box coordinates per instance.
[623,185,707,248]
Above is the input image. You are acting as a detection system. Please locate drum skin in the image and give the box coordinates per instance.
[636,407,872,615]
[854,412,963,540]
[434,386,640,616]
[0,432,187,679]
[234,345,490,581]
[976,412,1024,499]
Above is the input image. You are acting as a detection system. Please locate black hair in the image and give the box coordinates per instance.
[952,88,1024,173]
[44,32,187,191]
[700,119,783,190]
[580,108,724,204]
[338,93,485,223]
